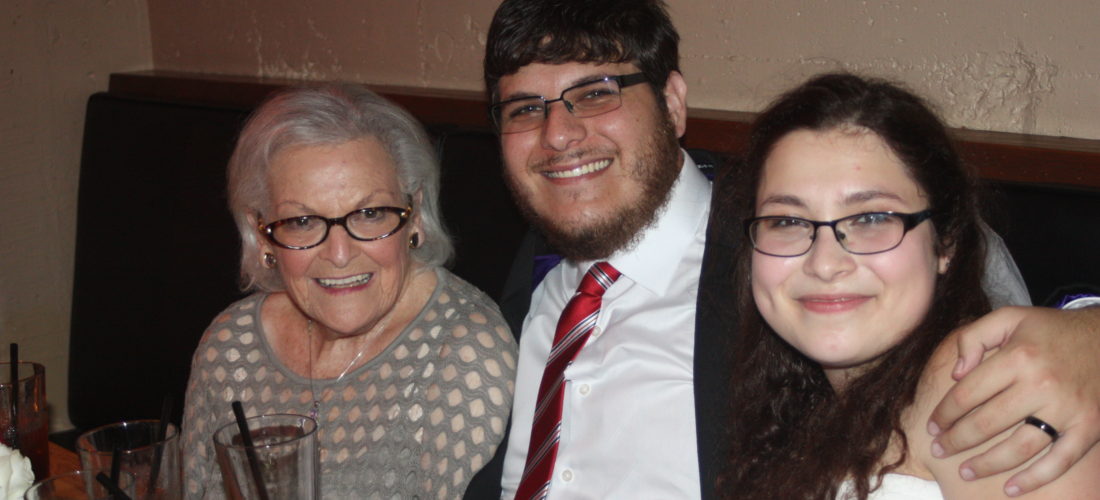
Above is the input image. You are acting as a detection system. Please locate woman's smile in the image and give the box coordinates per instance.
[796,293,873,314]
[315,272,373,290]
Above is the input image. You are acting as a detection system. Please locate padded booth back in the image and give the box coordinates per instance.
[982,181,1100,306]
[69,94,249,431]
[434,128,528,301]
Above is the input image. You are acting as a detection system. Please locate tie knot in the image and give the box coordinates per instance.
[577,262,620,297]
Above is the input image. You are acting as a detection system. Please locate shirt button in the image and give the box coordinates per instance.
[590,326,602,338]
[578,383,591,396]
[560,469,574,482]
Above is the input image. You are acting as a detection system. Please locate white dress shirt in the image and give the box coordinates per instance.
[501,153,711,499]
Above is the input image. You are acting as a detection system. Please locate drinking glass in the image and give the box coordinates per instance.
[212,414,319,500]
[1,361,49,479]
[24,470,135,500]
[76,420,181,500]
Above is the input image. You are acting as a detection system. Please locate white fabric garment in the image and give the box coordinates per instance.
[1063,296,1100,309]
[837,474,944,500]
[501,153,711,500]
[980,222,1032,308]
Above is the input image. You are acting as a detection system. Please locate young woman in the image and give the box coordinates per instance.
[720,73,1099,499]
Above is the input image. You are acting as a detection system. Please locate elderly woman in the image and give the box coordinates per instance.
[181,85,517,499]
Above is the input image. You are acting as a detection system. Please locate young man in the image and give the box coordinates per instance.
[471,0,1100,498]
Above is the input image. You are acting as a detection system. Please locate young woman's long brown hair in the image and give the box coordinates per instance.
[718,73,992,499]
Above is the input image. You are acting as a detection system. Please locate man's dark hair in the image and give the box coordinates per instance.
[484,0,680,101]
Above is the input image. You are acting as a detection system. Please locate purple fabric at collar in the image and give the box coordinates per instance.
[532,253,562,291]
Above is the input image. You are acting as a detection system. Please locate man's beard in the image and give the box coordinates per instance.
[506,114,682,262]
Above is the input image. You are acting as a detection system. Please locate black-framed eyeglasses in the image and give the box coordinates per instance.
[744,210,933,257]
[489,73,649,134]
[260,206,411,250]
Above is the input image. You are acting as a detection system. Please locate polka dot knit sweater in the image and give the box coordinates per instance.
[181,269,516,499]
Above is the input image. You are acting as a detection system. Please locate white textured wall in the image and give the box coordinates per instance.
[0,0,152,430]
[677,1,1099,139]
[149,0,1100,139]
[149,0,498,89]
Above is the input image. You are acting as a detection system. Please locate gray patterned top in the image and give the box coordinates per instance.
[181,269,517,499]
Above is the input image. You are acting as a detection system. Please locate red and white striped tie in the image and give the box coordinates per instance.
[515,262,621,500]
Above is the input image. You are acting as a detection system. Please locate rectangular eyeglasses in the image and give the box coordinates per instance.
[489,73,648,134]
[745,210,933,257]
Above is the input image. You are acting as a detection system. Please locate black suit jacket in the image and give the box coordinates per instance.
[463,150,742,499]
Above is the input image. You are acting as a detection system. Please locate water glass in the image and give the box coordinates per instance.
[24,470,135,500]
[212,414,319,500]
[76,420,181,500]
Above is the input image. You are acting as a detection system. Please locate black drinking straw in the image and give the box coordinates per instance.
[231,401,271,500]
[8,343,18,448]
[95,472,133,500]
[146,395,172,498]
[110,448,122,484]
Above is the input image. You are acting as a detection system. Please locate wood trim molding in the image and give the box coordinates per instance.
[109,70,1100,189]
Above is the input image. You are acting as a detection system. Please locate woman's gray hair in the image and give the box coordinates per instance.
[228,84,454,291]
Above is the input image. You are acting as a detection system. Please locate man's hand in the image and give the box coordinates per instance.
[927,306,1100,496]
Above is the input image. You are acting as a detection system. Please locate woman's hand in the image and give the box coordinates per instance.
[927,306,1100,496]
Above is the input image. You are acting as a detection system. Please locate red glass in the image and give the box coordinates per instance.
[1,361,50,479]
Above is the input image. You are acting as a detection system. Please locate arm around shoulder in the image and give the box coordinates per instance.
[917,336,1100,498]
